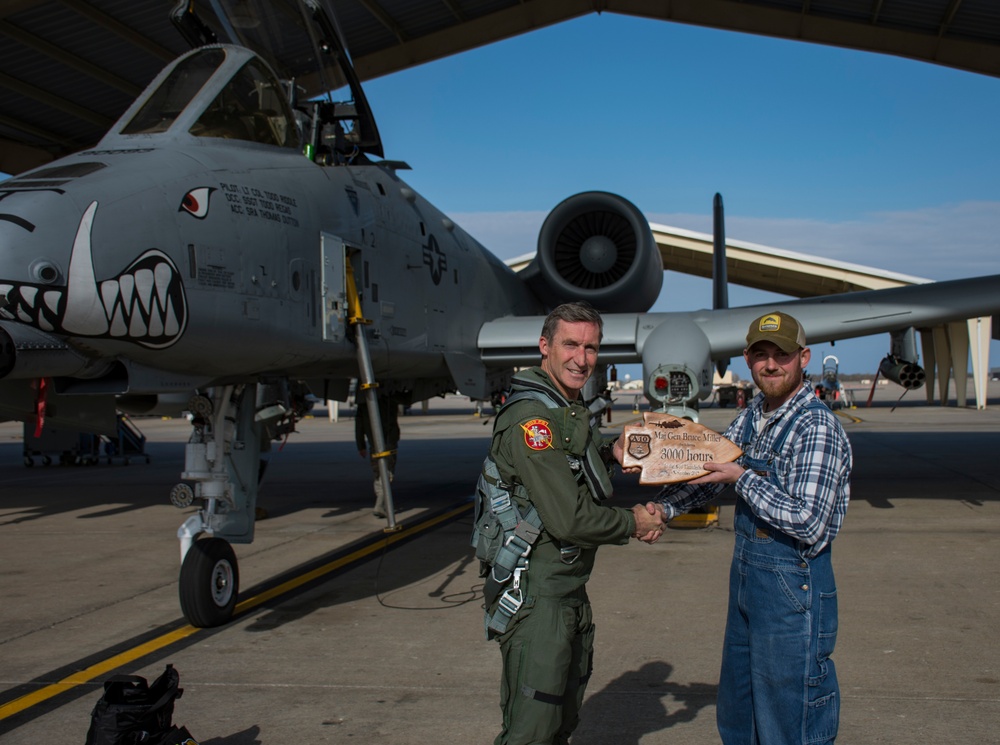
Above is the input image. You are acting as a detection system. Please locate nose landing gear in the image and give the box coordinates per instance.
[172,384,260,627]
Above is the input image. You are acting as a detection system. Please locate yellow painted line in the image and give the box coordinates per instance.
[0,501,473,723]
[0,626,201,721]
[835,409,863,424]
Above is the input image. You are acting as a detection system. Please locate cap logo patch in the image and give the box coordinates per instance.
[759,315,781,333]
[522,419,554,451]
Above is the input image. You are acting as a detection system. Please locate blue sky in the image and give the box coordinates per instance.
[361,12,1000,379]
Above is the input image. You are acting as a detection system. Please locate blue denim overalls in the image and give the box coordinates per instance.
[716,401,840,745]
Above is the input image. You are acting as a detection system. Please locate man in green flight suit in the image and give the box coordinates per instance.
[482,301,665,745]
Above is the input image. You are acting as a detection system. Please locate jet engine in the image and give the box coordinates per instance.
[879,354,926,389]
[522,192,663,312]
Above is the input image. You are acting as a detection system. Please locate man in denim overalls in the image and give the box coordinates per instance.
[656,311,852,744]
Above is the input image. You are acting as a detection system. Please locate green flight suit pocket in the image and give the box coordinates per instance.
[556,406,591,457]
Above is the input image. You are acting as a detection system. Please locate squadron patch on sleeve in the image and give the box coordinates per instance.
[521,419,554,451]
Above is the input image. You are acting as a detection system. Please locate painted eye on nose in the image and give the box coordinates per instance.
[30,259,61,284]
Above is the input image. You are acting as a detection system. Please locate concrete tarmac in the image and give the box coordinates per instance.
[1,383,999,743]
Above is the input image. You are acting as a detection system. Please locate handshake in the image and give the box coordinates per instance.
[631,502,666,543]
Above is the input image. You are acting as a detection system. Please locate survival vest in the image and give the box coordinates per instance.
[470,387,611,636]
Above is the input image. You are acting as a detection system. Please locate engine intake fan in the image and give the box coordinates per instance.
[530,192,663,312]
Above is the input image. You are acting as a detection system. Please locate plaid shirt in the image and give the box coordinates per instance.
[656,384,852,557]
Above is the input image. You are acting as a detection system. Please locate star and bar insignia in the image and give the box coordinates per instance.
[521,418,554,451]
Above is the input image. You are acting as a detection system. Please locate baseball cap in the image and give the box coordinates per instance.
[745,311,807,354]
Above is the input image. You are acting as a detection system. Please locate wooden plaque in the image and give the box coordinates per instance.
[622,412,743,485]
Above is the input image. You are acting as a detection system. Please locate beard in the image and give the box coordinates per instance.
[754,371,802,402]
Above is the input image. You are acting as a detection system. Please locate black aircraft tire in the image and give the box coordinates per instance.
[179,537,239,628]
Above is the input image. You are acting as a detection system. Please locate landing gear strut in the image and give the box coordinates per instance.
[172,383,291,627]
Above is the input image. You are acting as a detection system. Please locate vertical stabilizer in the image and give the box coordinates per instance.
[713,193,730,377]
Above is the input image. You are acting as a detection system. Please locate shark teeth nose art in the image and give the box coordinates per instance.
[98,250,186,346]
[1,201,187,349]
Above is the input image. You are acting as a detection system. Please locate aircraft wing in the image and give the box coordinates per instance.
[479,273,1000,411]
[678,274,1000,359]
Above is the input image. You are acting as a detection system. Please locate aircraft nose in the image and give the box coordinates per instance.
[0,195,188,349]
[0,191,76,273]
[0,204,65,326]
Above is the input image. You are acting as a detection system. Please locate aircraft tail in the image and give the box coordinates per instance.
[713,193,730,377]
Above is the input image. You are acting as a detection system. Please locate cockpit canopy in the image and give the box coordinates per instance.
[120,46,299,149]
[168,0,383,158]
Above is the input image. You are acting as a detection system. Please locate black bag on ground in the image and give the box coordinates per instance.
[85,664,183,745]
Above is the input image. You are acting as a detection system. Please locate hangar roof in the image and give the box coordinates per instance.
[646,222,930,296]
[2,0,1000,174]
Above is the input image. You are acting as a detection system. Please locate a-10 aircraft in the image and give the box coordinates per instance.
[811,355,854,410]
[1,0,998,627]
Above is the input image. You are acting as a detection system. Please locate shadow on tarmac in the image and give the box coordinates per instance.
[241,515,484,632]
[0,430,484,524]
[573,662,717,744]
[847,430,1000,508]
